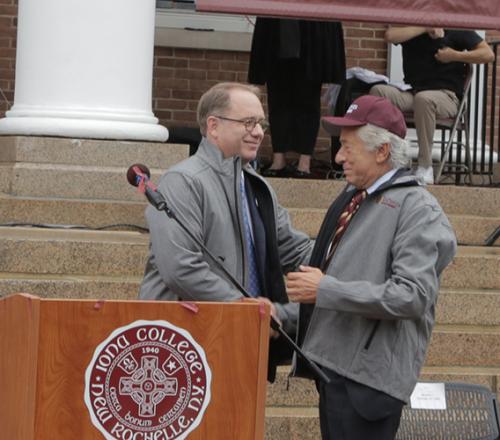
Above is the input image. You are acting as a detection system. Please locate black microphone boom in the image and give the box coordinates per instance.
[127,164,329,384]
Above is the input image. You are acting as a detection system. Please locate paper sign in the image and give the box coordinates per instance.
[410,382,447,410]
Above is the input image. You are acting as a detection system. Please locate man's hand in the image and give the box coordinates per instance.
[256,297,282,338]
[435,47,458,63]
[241,296,281,338]
[426,28,444,39]
[286,265,324,304]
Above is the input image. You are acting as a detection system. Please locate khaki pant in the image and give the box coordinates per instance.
[370,84,459,168]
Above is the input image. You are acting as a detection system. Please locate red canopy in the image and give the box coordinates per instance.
[196,0,500,30]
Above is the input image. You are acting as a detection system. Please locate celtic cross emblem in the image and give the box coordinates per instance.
[119,355,178,417]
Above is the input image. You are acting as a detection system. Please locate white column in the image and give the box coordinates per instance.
[0,0,168,141]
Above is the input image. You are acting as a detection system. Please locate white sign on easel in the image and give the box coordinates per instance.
[410,382,447,410]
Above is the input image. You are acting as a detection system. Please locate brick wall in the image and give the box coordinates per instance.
[0,0,16,116]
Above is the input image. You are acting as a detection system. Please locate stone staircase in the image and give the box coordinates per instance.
[1,136,499,438]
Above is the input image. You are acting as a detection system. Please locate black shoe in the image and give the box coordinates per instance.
[291,168,313,179]
[260,165,293,178]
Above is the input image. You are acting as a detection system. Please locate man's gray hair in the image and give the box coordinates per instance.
[357,123,410,169]
[197,82,262,136]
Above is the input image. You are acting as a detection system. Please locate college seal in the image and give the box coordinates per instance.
[84,320,212,440]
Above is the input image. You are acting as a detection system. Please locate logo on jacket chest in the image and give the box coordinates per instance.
[376,195,400,209]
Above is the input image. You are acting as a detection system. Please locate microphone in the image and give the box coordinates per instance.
[127,164,166,210]
[126,163,330,384]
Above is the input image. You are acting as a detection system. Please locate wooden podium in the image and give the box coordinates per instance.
[0,294,270,439]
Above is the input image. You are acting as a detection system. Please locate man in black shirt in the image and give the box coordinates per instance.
[371,27,494,184]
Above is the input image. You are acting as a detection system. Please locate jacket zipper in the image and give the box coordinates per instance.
[364,320,380,350]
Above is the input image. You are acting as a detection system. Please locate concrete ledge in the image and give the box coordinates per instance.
[267,365,500,408]
[0,136,189,167]
[443,246,500,289]
[0,273,140,300]
[0,227,148,277]
[0,194,148,228]
[5,163,166,201]
[427,326,500,367]
[268,178,500,217]
[265,407,320,440]
[437,289,500,325]
[0,194,497,246]
[0,228,497,289]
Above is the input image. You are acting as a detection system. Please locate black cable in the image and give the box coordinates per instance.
[485,226,500,246]
[0,222,149,233]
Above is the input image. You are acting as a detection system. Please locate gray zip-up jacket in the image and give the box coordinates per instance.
[296,172,457,402]
[139,138,312,332]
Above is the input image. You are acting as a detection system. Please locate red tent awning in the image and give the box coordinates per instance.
[196,0,500,30]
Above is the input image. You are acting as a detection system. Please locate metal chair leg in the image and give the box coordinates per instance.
[463,117,474,184]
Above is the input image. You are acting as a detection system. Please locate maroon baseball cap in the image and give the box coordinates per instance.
[322,95,407,139]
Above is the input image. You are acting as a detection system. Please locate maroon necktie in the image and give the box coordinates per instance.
[323,190,367,269]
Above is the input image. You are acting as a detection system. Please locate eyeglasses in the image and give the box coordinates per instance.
[213,115,270,133]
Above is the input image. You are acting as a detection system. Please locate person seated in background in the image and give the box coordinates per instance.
[370,26,494,184]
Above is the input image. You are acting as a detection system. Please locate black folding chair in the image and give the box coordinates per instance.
[396,382,500,440]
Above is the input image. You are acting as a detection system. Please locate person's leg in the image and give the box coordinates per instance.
[370,84,414,113]
[265,61,296,172]
[318,367,403,440]
[297,154,311,173]
[413,89,459,169]
[292,79,322,174]
[317,370,347,440]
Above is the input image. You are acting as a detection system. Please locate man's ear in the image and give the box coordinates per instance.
[206,115,219,139]
[376,142,391,164]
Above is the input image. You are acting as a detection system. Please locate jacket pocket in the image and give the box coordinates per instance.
[363,320,381,350]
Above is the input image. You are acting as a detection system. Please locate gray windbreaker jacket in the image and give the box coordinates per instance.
[296,172,457,402]
[139,137,312,331]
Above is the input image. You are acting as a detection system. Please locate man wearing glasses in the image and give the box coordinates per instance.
[139,82,312,381]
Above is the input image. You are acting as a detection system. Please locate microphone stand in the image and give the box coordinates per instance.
[139,180,330,384]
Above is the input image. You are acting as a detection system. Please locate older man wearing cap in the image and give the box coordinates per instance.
[286,95,457,440]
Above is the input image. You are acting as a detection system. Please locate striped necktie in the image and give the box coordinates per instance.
[323,190,367,269]
[240,175,261,297]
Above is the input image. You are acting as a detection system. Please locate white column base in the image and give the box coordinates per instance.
[0,117,169,142]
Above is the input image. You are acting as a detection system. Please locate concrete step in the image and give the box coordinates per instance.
[2,162,499,218]
[265,407,319,440]
[1,270,498,328]
[289,207,500,246]
[264,369,500,440]
[0,194,147,229]
[268,178,500,217]
[0,136,189,200]
[0,136,189,168]
[0,272,140,300]
[437,288,500,325]
[442,246,500,289]
[264,367,500,440]
[267,365,500,409]
[426,325,500,367]
[0,163,169,201]
[2,136,496,218]
[0,227,148,277]
[0,227,498,288]
[0,195,498,246]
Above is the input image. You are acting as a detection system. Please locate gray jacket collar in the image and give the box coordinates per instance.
[197,137,241,177]
[345,168,421,197]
